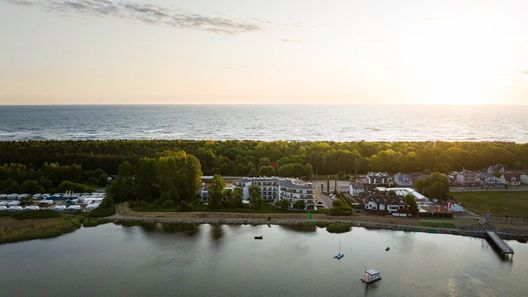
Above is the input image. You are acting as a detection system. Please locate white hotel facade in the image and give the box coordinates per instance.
[235,177,315,210]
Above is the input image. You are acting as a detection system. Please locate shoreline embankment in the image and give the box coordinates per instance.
[105,203,528,241]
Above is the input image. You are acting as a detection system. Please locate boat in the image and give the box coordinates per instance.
[361,269,382,284]
[334,240,344,259]
[254,236,263,240]
[385,247,390,251]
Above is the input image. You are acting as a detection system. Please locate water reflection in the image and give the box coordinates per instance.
[115,221,200,237]
[210,224,224,241]
[279,224,317,233]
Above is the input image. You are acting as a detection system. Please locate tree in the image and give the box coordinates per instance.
[426,181,448,200]
[0,178,20,193]
[230,187,243,208]
[258,157,271,167]
[208,174,225,209]
[20,180,44,194]
[161,186,180,204]
[258,165,275,176]
[295,200,305,210]
[248,167,258,177]
[414,172,449,200]
[39,177,53,192]
[56,180,94,193]
[157,151,203,201]
[118,161,134,178]
[404,194,418,215]
[332,199,343,208]
[97,173,109,187]
[106,161,136,202]
[278,199,289,210]
[249,184,263,209]
[135,158,158,202]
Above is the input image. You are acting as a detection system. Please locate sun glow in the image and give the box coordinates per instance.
[1,0,528,105]
[397,10,520,105]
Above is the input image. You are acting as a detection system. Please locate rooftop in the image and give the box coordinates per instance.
[279,178,313,190]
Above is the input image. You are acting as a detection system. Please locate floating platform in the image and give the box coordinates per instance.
[486,231,514,257]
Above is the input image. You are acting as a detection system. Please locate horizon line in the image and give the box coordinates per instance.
[1,103,527,106]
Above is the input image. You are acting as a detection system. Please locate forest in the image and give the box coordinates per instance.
[0,140,526,179]
[0,162,106,194]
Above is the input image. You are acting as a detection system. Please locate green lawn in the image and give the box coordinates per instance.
[450,191,528,217]
[417,219,456,229]
[130,201,293,214]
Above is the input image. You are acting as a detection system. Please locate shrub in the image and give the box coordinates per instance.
[12,210,60,220]
[328,208,352,216]
[55,180,95,193]
[326,223,351,233]
[86,196,115,218]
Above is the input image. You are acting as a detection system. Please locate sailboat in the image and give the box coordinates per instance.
[334,240,344,259]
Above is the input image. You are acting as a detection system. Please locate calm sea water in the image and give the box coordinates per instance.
[0,223,526,297]
[0,105,527,142]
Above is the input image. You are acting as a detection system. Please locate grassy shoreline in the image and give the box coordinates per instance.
[3,196,528,245]
[0,215,82,244]
[0,197,115,245]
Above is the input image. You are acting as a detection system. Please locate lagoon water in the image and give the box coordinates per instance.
[0,105,527,142]
[0,223,527,297]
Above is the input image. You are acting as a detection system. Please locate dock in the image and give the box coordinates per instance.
[485,231,514,257]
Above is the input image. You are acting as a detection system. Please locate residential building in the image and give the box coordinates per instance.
[393,172,413,187]
[348,182,365,196]
[235,177,280,202]
[454,170,482,186]
[364,195,405,214]
[481,173,502,187]
[200,185,209,202]
[363,186,451,216]
[278,178,315,211]
[521,173,528,185]
[235,176,315,210]
[200,183,234,203]
[366,172,392,185]
[487,164,506,175]
[500,173,522,186]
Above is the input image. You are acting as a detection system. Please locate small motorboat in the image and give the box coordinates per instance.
[334,252,344,259]
[361,269,382,284]
[254,236,263,240]
[385,247,390,251]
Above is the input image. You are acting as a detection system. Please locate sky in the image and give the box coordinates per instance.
[1,0,528,105]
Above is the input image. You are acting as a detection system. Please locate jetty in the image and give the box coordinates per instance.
[485,231,514,258]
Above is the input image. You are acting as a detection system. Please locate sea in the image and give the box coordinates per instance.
[0,104,527,142]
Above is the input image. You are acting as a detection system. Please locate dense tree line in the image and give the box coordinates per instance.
[0,140,527,179]
[0,162,105,193]
[107,151,202,205]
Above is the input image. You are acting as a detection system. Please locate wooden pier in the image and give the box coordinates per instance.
[486,231,514,258]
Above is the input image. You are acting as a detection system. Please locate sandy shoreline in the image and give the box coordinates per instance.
[106,203,528,241]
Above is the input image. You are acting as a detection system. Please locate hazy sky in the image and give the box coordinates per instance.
[1,0,528,105]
